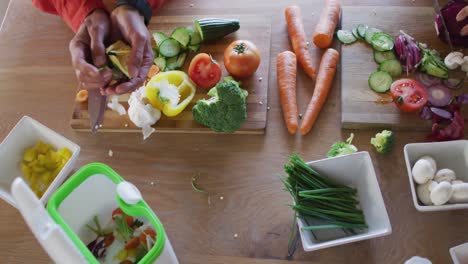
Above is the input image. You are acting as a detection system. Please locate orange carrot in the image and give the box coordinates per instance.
[147,64,160,80]
[300,48,339,135]
[284,6,316,80]
[277,51,299,135]
[313,0,341,49]
[76,89,88,103]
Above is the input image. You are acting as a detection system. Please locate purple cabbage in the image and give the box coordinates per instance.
[435,0,468,47]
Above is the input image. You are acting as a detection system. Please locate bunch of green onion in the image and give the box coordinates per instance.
[282,154,368,232]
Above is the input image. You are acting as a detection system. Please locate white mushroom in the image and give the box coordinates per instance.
[430,181,453,205]
[416,181,434,205]
[412,159,436,184]
[449,183,468,203]
[452,180,464,185]
[404,256,432,264]
[444,51,464,70]
[419,156,437,171]
[434,168,456,183]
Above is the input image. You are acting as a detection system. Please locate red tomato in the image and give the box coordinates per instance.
[188,53,222,89]
[112,208,134,227]
[223,40,261,78]
[139,228,157,245]
[124,237,140,250]
[390,79,428,113]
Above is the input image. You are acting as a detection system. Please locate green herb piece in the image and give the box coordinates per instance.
[114,215,134,241]
[326,133,358,158]
[191,175,206,193]
[135,248,148,263]
[86,216,107,237]
[133,219,144,228]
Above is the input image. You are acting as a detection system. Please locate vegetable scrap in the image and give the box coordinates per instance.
[20,141,72,197]
[76,89,88,103]
[128,87,161,140]
[108,150,113,157]
[191,175,207,194]
[327,133,357,158]
[107,96,127,116]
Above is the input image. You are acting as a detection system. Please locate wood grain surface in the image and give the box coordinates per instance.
[341,6,467,130]
[70,15,271,134]
[1,0,468,264]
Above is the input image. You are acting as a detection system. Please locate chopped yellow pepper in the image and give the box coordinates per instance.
[145,71,196,117]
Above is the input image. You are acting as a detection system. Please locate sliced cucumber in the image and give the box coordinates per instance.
[189,29,202,45]
[171,27,191,48]
[337,30,357,44]
[357,24,368,38]
[195,18,240,42]
[188,44,201,52]
[378,59,402,78]
[153,32,168,47]
[368,71,393,93]
[158,38,181,57]
[176,52,187,68]
[153,48,159,58]
[165,56,179,71]
[364,27,382,45]
[371,32,394,51]
[374,50,396,64]
[154,57,166,71]
[352,28,361,40]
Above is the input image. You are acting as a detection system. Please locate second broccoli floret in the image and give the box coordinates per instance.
[192,77,248,133]
[371,130,395,154]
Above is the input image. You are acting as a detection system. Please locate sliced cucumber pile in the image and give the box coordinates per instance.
[337,24,401,93]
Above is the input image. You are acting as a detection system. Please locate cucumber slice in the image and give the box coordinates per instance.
[153,32,168,47]
[364,27,382,44]
[374,50,396,64]
[357,24,368,38]
[368,71,393,93]
[352,28,361,40]
[171,27,191,48]
[188,44,200,52]
[176,52,187,68]
[152,48,159,59]
[159,38,181,57]
[154,57,166,71]
[165,56,179,71]
[336,30,357,44]
[190,29,202,45]
[378,59,402,78]
[371,32,394,51]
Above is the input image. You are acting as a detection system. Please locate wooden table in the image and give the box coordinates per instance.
[0,0,467,263]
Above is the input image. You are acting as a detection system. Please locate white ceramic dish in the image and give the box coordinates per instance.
[297,152,392,252]
[0,116,80,207]
[450,242,468,264]
[404,140,468,212]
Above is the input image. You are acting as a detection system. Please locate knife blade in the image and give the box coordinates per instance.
[87,88,107,134]
[433,0,453,51]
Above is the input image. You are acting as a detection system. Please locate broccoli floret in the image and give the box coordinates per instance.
[327,133,358,158]
[192,77,248,133]
[371,130,395,154]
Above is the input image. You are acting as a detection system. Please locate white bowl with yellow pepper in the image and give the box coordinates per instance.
[0,116,80,207]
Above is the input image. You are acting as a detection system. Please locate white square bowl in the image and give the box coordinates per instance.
[0,116,80,208]
[297,152,392,252]
[450,242,468,264]
[403,140,468,212]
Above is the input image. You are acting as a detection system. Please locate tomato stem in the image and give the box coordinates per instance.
[233,43,246,54]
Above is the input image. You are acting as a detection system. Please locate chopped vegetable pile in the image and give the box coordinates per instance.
[86,208,156,264]
[281,154,367,238]
[20,141,72,197]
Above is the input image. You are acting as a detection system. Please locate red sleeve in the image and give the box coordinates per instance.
[147,0,165,14]
[32,0,106,32]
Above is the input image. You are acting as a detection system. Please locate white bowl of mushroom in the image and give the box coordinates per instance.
[404,140,468,212]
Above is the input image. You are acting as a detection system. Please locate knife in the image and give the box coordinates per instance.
[87,88,107,134]
[433,0,453,51]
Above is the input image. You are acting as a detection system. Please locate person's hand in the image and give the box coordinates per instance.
[69,9,113,91]
[456,6,468,36]
[104,5,153,95]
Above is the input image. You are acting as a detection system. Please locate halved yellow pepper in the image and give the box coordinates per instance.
[145,71,196,117]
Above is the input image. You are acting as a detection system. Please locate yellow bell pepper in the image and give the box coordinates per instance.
[145,71,196,117]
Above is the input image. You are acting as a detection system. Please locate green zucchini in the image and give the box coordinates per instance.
[158,38,181,57]
[154,57,166,71]
[368,71,392,93]
[378,59,402,78]
[337,30,357,44]
[374,50,396,64]
[195,18,240,42]
[171,27,191,48]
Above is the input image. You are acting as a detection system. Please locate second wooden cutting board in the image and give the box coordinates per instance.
[341,6,467,131]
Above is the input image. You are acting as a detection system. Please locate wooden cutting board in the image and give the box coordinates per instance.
[341,6,467,130]
[70,15,271,134]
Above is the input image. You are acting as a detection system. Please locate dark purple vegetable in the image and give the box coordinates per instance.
[420,106,433,120]
[427,84,453,107]
[416,72,442,87]
[435,0,468,48]
[457,93,468,104]
[87,236,107,259]
[443,78,464,89]
[430,107,453,119]
[395,31,422,74]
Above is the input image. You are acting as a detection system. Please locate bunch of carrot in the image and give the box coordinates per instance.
[278,0,341,136]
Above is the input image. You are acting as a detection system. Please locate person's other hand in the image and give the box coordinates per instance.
[104,5,153,95]
[69,9,113,91]
[456,6,468,36]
